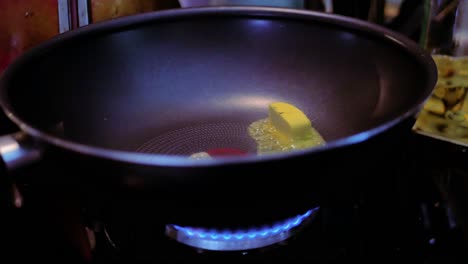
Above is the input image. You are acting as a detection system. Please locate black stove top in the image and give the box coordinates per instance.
[2,187,466,263]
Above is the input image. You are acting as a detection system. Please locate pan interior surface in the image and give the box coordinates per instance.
[0,8,435,160]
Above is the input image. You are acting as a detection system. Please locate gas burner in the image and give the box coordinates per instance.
[165,207,319,251]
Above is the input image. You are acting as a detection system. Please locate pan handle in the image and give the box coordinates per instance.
[0,132,43,171]
[0,131,43,207]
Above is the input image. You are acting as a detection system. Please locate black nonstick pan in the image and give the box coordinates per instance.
[0,6,437,227]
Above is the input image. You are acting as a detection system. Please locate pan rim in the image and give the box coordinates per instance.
[0,6,437,167]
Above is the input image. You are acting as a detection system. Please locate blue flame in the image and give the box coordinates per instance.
[171,208,316,241]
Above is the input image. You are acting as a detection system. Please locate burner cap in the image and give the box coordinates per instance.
[165,207,319,251]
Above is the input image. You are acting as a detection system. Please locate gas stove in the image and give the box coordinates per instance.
[2,187,465,263]
[1,1,467,262]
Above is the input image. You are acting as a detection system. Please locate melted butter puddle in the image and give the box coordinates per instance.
[248,117,325,155]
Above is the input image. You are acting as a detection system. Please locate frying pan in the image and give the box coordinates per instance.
[0,7,436,227]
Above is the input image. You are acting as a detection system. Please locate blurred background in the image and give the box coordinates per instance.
[1,0,465,74]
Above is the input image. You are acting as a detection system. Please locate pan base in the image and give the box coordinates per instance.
[135,122,257,156]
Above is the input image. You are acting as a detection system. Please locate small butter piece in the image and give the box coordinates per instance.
[189,152,212,160]
[268,102,314,142]
[248,102,325,154]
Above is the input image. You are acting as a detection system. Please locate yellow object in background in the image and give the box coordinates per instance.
[248,102,325,155]
[413,55,468,145]
[90,0,180,23]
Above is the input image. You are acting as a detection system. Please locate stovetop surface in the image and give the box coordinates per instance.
[2,193,466,263]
